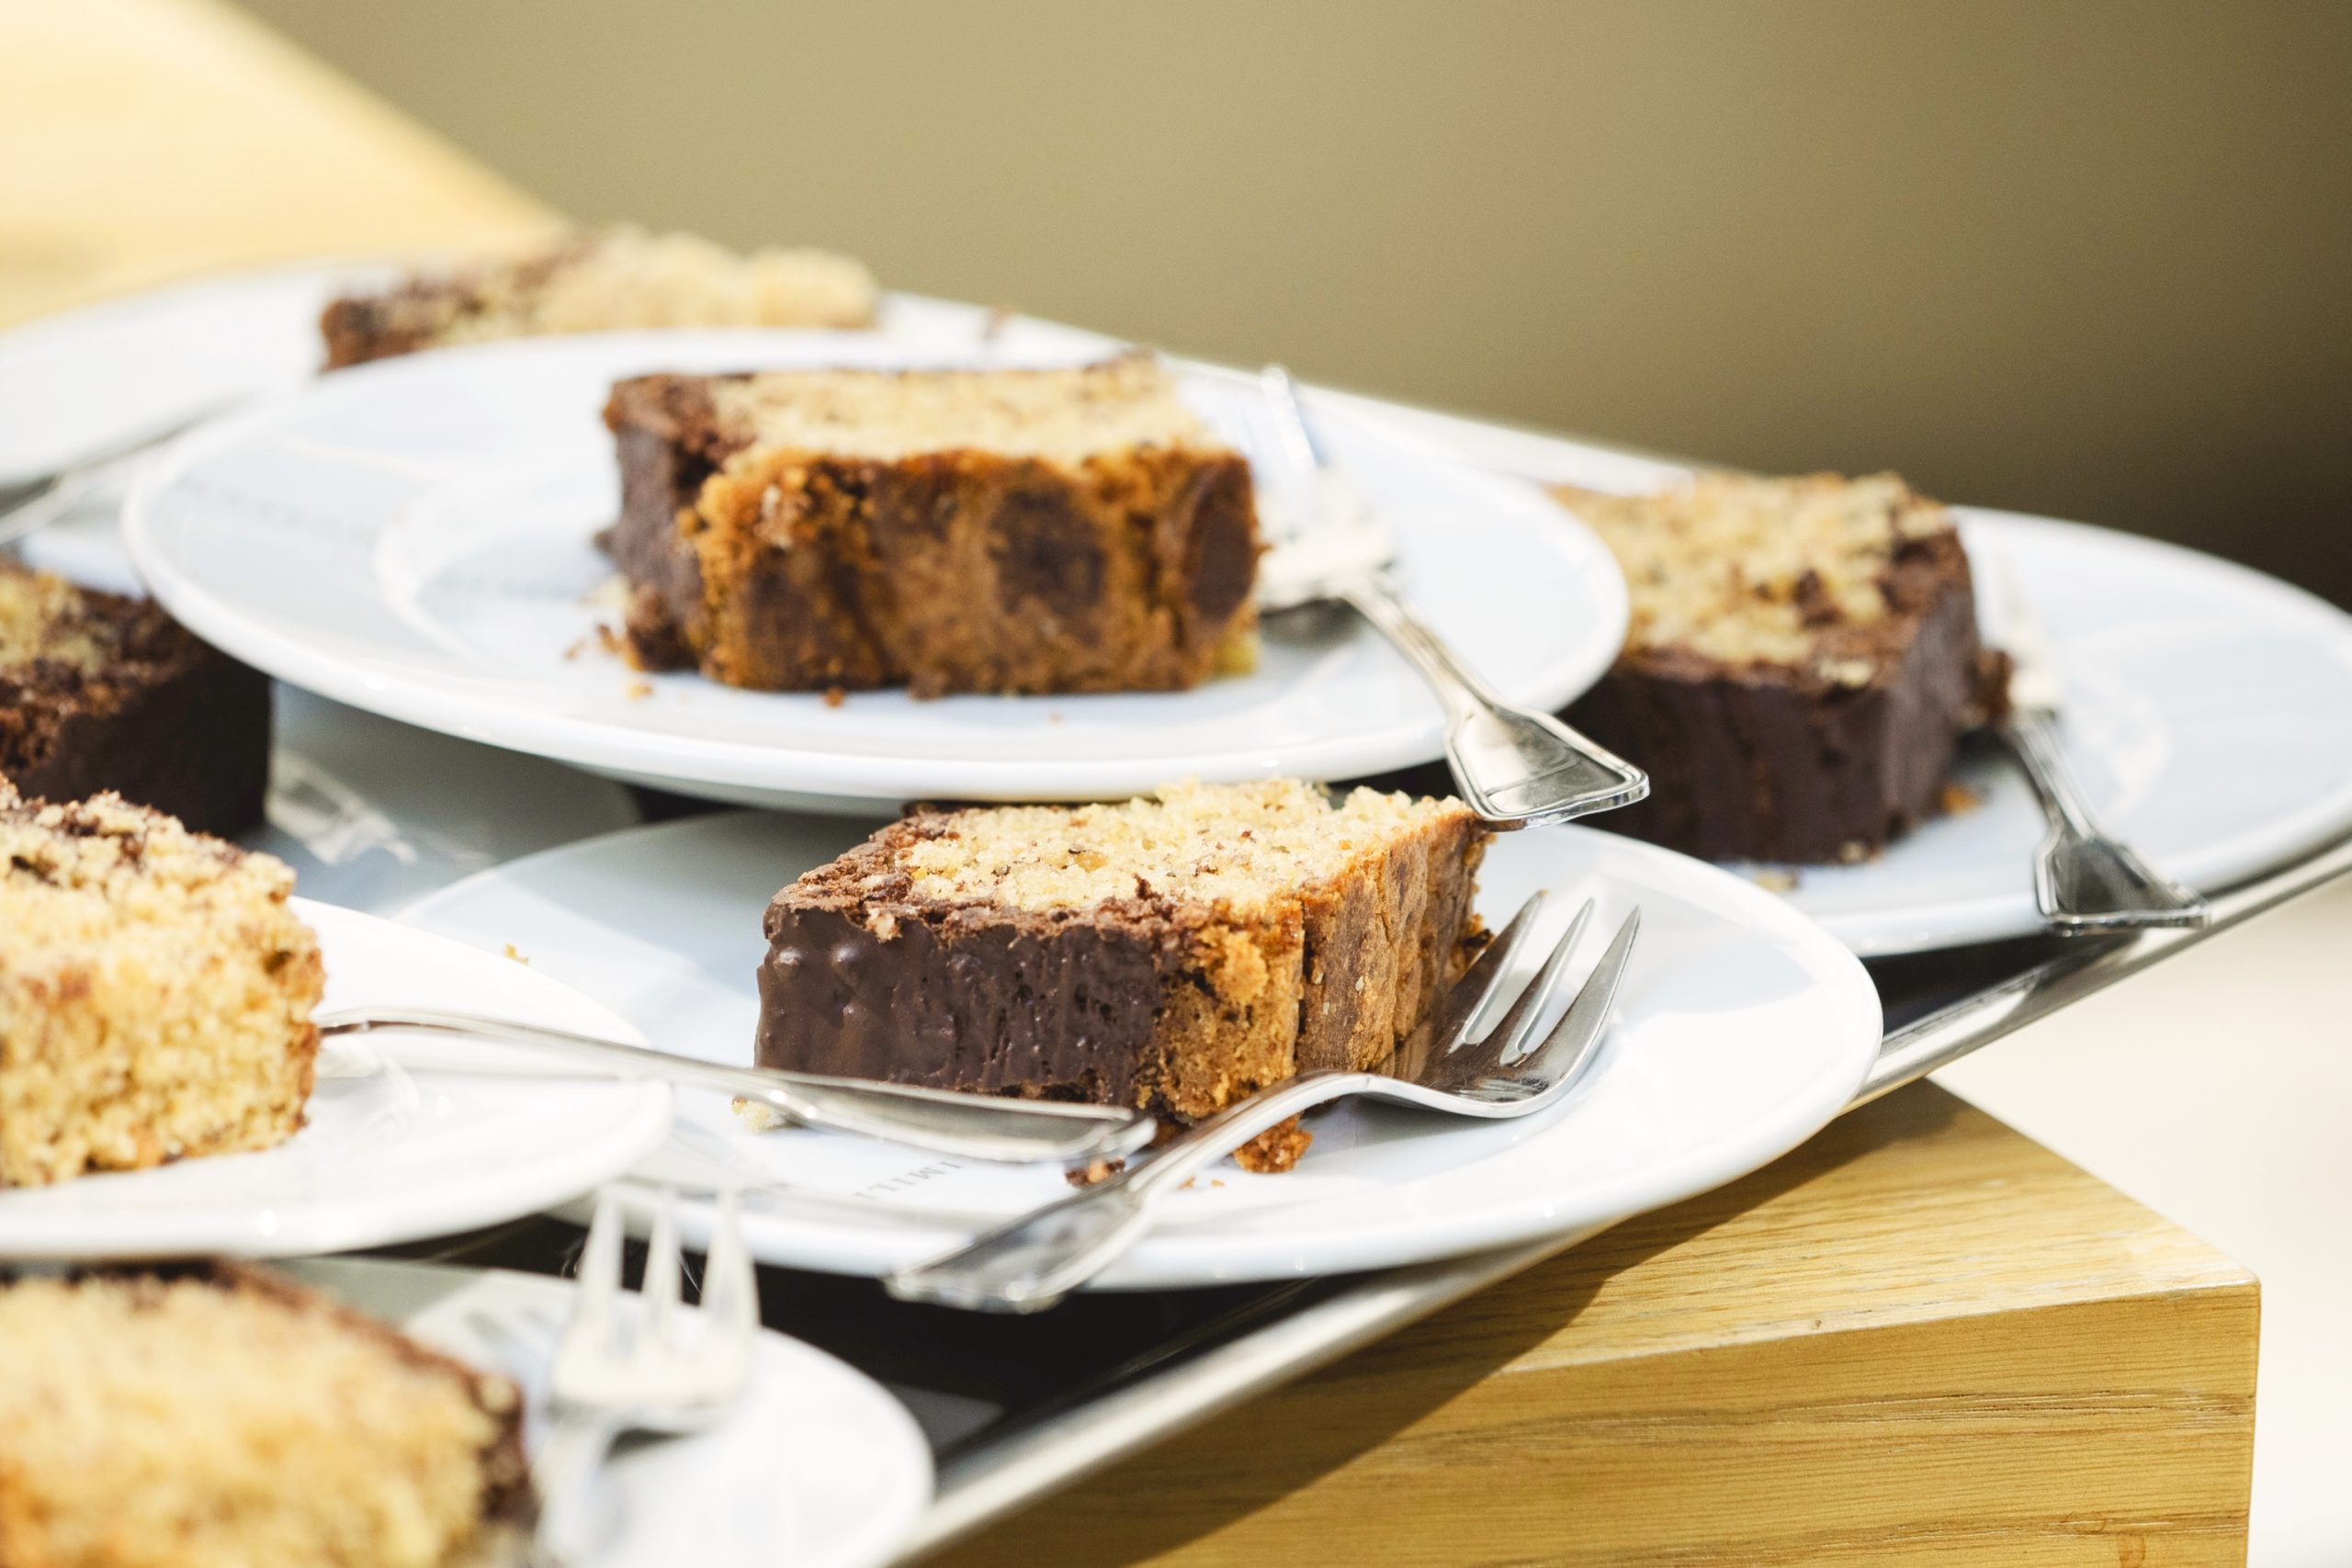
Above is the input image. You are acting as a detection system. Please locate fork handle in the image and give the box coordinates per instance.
[1336,575,1647,826]
[316,1007,1152,1166]
[885,1067,1375,1313]
[530,1407,623,1567]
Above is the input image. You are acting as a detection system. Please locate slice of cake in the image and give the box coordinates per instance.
[1556,472,2008,863]
[0,562,271,837]
[604,354,1261,697]
[0,1264,531,1568]
[756,780,1489,1170]
[320,225,879,368]
[0,785,322,1188]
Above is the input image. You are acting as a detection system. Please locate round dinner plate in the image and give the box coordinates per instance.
[284,1257,932,1568]
[397,810,1882,1290]
[0,901,673,1260]
[120,328,1628,814]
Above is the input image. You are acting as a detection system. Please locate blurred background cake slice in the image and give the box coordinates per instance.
[604,354,1261,697]
[0,786,322,1188]
[0,562,271,838]
[0,1263,530,1568]
[1557,472,2008,864]
[320,224,879,367]
[756,780,1488,1170]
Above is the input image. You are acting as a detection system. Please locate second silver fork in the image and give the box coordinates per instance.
[886,892,1640,1313]
[532,1186,758,1567]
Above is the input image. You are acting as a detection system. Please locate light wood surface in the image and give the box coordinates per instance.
[0,5,2263,1563]
[936,1085,2257,1567]
[0,0,552,330]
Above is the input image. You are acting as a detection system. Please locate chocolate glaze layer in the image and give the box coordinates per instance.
[2,582,271,837]
[755,839,1184,1104]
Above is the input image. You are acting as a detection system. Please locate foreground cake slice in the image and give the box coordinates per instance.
[0,1264,530,1568]
[0,785,322,1188]
[1557,472,2007,863]
[604,354,1261,696]
[757,781,1488,1170]
[0,562,271,837]
[320,225,879,368]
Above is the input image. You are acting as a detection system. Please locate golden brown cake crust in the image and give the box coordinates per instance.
[602,357,1262,697]
[753,782,1489,1168]
[0,785,322,1187]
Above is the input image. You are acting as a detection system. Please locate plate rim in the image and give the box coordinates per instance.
[0,900,675,1261]
[119,327,1628,804]
[397,808,1884,1289]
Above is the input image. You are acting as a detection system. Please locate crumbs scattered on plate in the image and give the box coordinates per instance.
[624,680,653,702]
[1941,781,1984,816]
[1750,867,1800,894]
[501,942,530,964]
[732,1097,789,1133]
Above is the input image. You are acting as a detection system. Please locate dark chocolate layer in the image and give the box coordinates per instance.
[2,578,271,838]
[755,832,1184,1105]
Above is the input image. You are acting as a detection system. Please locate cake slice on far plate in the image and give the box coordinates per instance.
[0,784,322,1188]
[319,224,878,367]
[1556,472,2008,864]
[0,1263,531,1568]
[603,354,1262,697]
[755,780,1491,1171]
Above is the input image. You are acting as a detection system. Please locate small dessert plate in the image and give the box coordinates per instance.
[120,330,1628,814]
[397,809,1882,1290]
[282,1256,933,1568]
[0,901,673,1261]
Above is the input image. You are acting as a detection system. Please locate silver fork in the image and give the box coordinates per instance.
[1253,366,1648,827]
[1987,552,2209,933]
[315,1005,1155,1166]
[886,893,1640,1313]
[532,1187,758,1567]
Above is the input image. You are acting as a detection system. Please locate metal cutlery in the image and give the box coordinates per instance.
[886,892,1640,1313]
[0,403,232,548]
[315,1005,1156,1166]
[1253,365,1648,827]
[1987,555,2209,933]
[531,1187,757,1567]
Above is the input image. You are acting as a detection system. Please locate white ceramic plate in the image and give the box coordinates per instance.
[119,329,1627,814]
[282,1256,932,1568]
[398,810,1881,1289]
[0,901,673,1260]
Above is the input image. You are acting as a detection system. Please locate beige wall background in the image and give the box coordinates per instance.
[238,0,2351,604]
